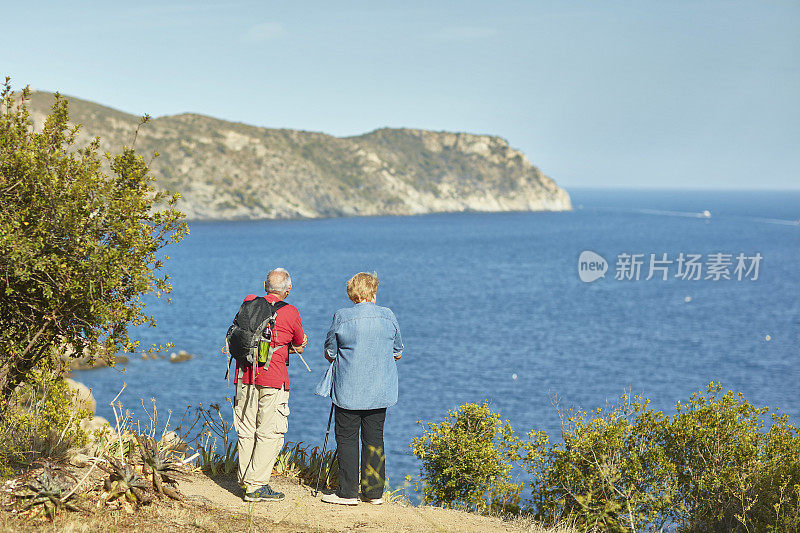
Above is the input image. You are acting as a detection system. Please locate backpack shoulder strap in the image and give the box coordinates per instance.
[261,298,289,317]
[264,299,292,366]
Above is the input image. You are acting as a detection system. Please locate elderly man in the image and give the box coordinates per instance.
[233,268,307,502]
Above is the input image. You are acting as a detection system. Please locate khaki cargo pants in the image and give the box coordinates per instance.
[233,382,290,492]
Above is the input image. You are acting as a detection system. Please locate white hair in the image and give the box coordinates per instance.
[267,268,292,293]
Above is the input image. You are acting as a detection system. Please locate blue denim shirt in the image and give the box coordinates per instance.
[324,302,404,410]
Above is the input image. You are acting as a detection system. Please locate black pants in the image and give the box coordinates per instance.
[334,406,386,499]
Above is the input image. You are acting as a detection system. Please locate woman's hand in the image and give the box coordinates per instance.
[324,348,336,363]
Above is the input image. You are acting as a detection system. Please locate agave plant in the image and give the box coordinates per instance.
[272,441,338,487]
[136,433,183,498]
[307,447,338,488]
[13,469,81,519]
[99,457,153,506]
[134,433,185,499]
[273,442,304,478]
[273,444,293,476]
[199,435,238,477]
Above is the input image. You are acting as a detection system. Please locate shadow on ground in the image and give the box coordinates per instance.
[198,472,241,498]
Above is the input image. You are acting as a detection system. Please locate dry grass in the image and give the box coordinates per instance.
[0,482,581,533]
[0,384,584,532]
[0,498,332,533]
[0,460,577,533]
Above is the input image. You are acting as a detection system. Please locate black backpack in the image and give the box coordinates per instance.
[225,297,288,379]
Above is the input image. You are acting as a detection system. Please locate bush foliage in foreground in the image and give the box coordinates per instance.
[411,401,522,513]
[0,77,187,404]
[412,384,800,532]
[0,364,91,476]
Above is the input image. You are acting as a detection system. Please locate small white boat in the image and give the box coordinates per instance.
[701,210,711,218]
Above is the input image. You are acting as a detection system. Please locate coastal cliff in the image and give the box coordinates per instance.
[27,92,571,220]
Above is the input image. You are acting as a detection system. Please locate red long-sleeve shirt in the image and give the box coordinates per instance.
[234,294,304,390]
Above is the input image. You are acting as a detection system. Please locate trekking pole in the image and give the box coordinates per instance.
[288,345,312,372]
[313,403,335,497]
[295,352,312,372]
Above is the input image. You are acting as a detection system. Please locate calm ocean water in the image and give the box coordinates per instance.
[73,189,800,491]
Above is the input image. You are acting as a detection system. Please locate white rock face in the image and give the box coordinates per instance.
[160,431,189,452]
[78,415,112,456]
[65,378,96,414]
[79,415,110,435]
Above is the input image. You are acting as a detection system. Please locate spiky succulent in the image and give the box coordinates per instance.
[13,469,80,519]
[99,457,152,506]
[134,434,186,498]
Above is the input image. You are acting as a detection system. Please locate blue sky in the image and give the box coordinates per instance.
[2,1,798,189]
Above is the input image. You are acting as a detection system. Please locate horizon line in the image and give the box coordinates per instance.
[563,186,800,193]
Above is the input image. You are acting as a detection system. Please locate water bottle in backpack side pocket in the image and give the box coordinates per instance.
[258,327,274,366]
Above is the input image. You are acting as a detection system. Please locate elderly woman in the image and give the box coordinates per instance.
[321,272,403,506]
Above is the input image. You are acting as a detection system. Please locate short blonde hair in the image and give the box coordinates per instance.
[347,272,379,303]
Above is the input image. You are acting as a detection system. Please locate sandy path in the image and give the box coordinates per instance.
[179,473,527,532]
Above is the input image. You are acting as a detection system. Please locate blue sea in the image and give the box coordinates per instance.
[73,189,800,492]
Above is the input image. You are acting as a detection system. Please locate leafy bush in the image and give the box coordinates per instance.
[522,384,800,532]
[413,386,799,531]
[664,385,800,532]
[523,394,677,531]
[0,364,91,475]
[411,401,522,513]
[0,77,187,403]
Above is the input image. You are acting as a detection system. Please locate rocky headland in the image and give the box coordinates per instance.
[27,91,571,220]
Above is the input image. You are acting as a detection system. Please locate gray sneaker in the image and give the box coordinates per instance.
[321,493,358,506]
[244,484,285,502]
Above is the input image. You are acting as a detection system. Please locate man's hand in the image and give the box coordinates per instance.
[394,352,402,360]
[290,334,308,354]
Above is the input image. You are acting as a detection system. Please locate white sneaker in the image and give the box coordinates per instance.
[362,496,383,505]
[321,493,358,506]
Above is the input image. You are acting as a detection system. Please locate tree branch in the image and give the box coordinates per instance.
[20,319,52,359]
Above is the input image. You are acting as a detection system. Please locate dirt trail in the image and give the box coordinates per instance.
[179,473,528,532]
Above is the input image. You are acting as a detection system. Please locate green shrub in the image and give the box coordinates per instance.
[521,384,800,532]
[411,401,522,513]
[0,78,187,403]
[664,384,800,532]
[755,414,800,531]
[522,394,676,531]
[0,364,91,475]
[413,386,799,531]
